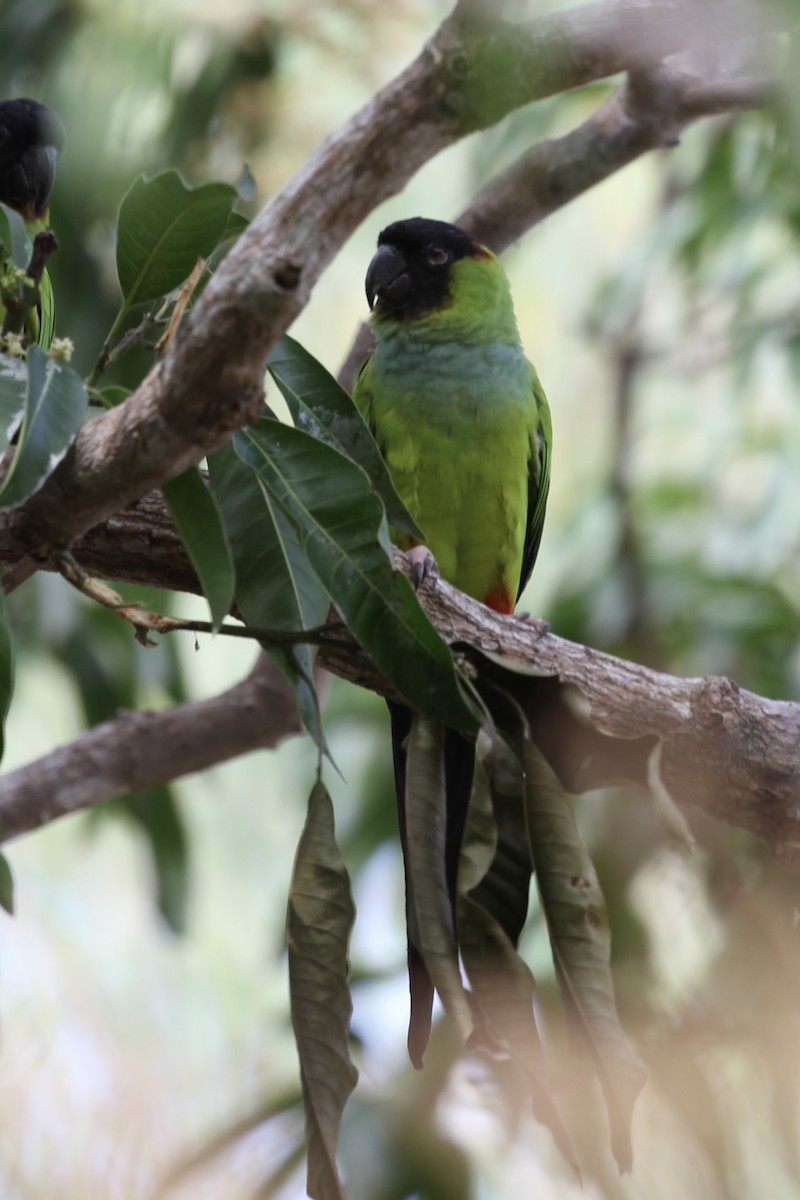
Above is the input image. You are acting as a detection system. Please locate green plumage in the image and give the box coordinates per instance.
[353,217,552,1066]
[354,223,550,613]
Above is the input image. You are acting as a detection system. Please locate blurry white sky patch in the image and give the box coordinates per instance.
[629,848,726,1008]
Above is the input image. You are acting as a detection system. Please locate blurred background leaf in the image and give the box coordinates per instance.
[0,348,87,510]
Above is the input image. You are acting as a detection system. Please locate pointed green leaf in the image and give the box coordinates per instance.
[207,435,330,750]
[0,585,14,765]
[205,211,250,276]
[116,171,238,305]
[405,715,473,1046]
[268,335,422,539]
[523,742,646,1173]
[0,354,27,451]
[0,202,32,270]
[162,465,235,632]
[233,421,480,734]
[287,781,357,1200]
[0,346,88,509]
[0,849,13,915]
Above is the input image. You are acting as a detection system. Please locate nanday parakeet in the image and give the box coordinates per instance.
[352,217,552,1066]
[0,97,65,349]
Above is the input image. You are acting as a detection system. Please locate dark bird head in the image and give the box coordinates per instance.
[365,217,490,320]
[0,98,66,222]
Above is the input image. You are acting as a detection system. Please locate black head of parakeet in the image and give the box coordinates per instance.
[0,97,66,222]
[365,216,488,319]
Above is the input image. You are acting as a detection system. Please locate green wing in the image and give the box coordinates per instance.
[517,364,552,600]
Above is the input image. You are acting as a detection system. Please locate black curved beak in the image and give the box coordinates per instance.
[365,244,411,312]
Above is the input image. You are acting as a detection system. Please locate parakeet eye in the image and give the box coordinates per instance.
[426,245,448,266]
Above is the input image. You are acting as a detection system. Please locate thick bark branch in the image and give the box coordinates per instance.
[0,0,771,562]
[320,573,800,866]
[0,654,303,839]
[458,66,775,254]
[338,61,775,391]
[0,2,794,858]
[0,501,797,865]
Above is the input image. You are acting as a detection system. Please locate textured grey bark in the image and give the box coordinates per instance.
[0,655,303,838]
[0,506,797,866]
[0,0,794,862]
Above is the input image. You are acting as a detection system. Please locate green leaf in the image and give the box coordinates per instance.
[523,742,646,1173]
[0,849,13,915]
[207,434,330,750]
[404,715,473,1048]
[268,335,423,539]
[233,421,480,734]
[0,346,88,510]
[287,781,357,1200]
[205,211,250,275]
[0,202,32,270]
[162,465,235,632]
[0,354,27,452]
[0,585,14,765]
[124,785,190,935]
[116,171,238,306]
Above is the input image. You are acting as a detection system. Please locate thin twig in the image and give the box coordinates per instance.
[55,553,349,649]
[155,258,207,354]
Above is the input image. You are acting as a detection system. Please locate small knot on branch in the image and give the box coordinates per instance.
[273,260,302,292]
[623,63,686,147]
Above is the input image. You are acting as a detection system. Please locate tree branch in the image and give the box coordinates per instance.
[0,500,797,865]
[0,654,304,839]
[0,2,794,860]
[320,573,800,866]
[338,59,776,391]
[0,0,775,562]
[458,66,776,254]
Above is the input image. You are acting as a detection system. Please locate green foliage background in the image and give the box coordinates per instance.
[2,1,800,1198]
